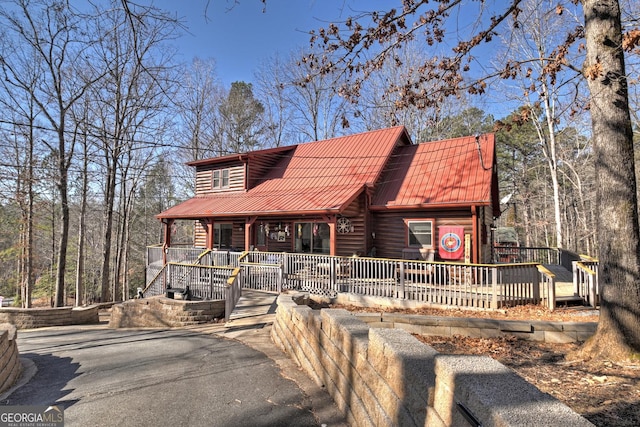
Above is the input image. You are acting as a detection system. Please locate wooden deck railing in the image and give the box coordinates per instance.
[238,252,284,292]
[144,247,577,311]
[225,268,242,321]
[142,261,243,321]
[494,246,560,264]
[573,255,599,308]
[537,264,556,311]
[241,252,552,310]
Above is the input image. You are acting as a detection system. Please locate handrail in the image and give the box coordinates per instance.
[196,249,212,263]
[574,261,599,307]
[225,267,242,321]
[575,262,596,275]
[142,264,167,296]
[579,254,599,263]
[536,264,556,311]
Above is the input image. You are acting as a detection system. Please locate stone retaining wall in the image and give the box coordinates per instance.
[0,324,21,394]
[0,305,101,329]
[271,293,594,427]
[109,297,225,328]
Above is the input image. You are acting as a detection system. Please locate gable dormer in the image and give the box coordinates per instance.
[187,146,297,195]
[189,157,247,195]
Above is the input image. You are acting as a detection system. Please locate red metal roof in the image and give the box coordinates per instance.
[371,133,497,209]
[157,126,411,219]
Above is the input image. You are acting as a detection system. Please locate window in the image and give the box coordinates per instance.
[257,223,266,246]
[221,169,229,187]
[214,223,233,249]
[212,169,230,189]
[406,220,434,248]
[212,170,220,188]
[294,222,330,254]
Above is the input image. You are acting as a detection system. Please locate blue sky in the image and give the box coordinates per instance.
[153,0,389,86]
[146,1,519,118]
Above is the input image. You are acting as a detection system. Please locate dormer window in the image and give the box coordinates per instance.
[212,169,230,189]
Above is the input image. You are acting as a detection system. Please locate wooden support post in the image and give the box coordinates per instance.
[245,217,257,251]
[162,219,174,265]
[204,219,214,250]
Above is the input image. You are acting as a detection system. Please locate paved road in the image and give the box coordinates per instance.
[4,325,346,427]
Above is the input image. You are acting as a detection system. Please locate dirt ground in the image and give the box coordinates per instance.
[324,303,639,427]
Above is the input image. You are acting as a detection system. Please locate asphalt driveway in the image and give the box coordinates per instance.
[2,325,345,427]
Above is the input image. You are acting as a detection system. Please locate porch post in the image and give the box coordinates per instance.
[321,215,338,255]
[162,219,174,265]
[471,205,478,263]
[245,217,257,251]
[204,219,215,250]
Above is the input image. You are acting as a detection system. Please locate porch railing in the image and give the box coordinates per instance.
[142,261,243,321]
[238,252,283,292]
[493,246,560,264]
[225,268,242,322]
[573,255,599,307]
[144,247,583,312]
[537,265,556,311]
[242,251,552,310]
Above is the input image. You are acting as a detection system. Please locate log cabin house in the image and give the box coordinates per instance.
[156,126,501,263]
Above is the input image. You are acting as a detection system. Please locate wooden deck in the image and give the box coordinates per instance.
[145,248,599,313]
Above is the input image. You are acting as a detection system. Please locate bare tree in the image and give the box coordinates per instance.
[254,54,296,147]
[87,0,179,301]
[176,57,224,161]
[70,98,93,306]
[0,41,41,307]
[495,0,589,249]
[356,40,466,141]
[0,0,105,307]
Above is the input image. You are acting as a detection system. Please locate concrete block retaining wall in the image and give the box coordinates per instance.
[271,293,594,427]
[0,305,100,329]
[0,324,21,394]
[109,297,225,328]
[355,312,596,343]
[324,293,597,343]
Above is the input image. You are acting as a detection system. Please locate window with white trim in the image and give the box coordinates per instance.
[212,169,230,189]
[406,220,434,248]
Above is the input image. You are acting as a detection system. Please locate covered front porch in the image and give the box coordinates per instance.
[159,214,370,258]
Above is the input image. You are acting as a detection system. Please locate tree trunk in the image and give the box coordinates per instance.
[75,137,89,307]
[100,162,116,302]
[54,166,70,308]
[25,122,34,308]
[575,0,640,360]
[54,123,70,308]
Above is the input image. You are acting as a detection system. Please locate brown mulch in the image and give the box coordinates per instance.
[318,302,640,427]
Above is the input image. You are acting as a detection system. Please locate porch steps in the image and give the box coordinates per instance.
[543,264,590,307]
[555,295,588,307]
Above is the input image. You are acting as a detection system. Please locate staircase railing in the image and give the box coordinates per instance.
[573,255,599,307]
